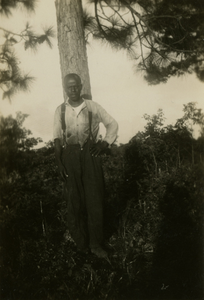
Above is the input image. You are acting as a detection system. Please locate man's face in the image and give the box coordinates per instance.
[64,77,82,102]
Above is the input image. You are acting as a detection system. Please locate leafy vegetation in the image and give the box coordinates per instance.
[0,103,203,299]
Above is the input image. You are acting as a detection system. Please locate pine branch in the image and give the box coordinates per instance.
[0,43,36,100]
[17,0,37,11]
[1,74,35,101]
[91,0,204,84]
[0,25,55,51]
[0,0,37,16]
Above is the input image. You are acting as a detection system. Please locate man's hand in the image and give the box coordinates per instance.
[90,141,109,157]
[57,163,69,181]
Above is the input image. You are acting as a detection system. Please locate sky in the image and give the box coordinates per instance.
[0,0,204,146]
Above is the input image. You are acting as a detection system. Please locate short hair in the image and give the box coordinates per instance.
[64,73,82,85]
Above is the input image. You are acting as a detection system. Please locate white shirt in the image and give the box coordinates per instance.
[72,102,85,116]
[53,99,118,147]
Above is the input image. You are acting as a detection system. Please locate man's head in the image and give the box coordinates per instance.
[64,73,82,102]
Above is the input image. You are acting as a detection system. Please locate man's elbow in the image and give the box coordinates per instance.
[112,119,119,134]
[105,120,119,144]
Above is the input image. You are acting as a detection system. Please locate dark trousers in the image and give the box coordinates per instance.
[62,139,104,250]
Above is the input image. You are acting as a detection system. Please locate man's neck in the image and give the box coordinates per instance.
[68,97,84,107]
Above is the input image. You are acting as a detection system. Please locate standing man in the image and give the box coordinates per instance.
[53,73,118,258]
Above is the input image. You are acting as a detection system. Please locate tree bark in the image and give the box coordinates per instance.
[55,0,92,99]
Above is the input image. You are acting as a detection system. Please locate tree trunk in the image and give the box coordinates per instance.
[55,0,92,99]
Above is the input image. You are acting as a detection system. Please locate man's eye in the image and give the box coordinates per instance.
[68,86,79,90]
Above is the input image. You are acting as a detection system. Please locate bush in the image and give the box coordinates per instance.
[1,108,204,299]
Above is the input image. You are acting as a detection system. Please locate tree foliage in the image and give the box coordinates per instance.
[0,0,55,100]
[1,0,203,102]
[85,0,204,84]
[0,0,37,15]
[0,112,42,175]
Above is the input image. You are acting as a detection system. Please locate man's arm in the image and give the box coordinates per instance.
[54,138,68,181]
[96,103,118,145]
[53,106,69,180]
[89,102,118,157]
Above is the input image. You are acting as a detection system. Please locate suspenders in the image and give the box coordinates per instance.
[61,102,93,146]
[61,103,66,146]
[88,111,95,141]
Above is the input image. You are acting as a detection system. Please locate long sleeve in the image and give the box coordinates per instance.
[95,103,118,145]
[54,100,119,146]
[53,105,63,145]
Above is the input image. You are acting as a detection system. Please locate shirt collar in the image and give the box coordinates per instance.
[65,98,69,106]
[65,98,87,109]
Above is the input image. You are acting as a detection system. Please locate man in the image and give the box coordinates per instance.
[53,73,118,258]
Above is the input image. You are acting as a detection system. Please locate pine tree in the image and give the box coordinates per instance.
[55,0,92,98]
[84,0,204,84]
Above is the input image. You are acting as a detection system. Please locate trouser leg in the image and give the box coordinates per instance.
[62,146,88,250]
[82,140,105,249]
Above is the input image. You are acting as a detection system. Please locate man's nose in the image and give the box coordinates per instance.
[70,86,76,91]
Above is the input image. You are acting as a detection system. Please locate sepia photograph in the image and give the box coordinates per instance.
[0,0,203,299]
